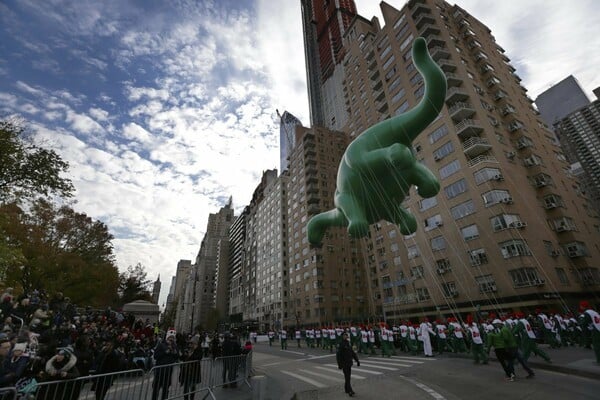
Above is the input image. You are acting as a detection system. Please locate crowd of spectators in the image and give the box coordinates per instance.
[0,288,160,397]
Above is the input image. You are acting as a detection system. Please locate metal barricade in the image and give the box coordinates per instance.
[31,368,144,400]
[141,359,214,400]
[210,354,251,390]
[0,387,16,400]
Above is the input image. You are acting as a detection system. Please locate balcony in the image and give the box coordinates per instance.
[414,13,435,29]
[426,35,445,48]
[467,154,498,167]
[445,86,469,103]
[306,184,319,194]
[411,3,431,19]
[438,59,457,72]
[462,136,492,157]
[307,195,319,204]
[304,158,316,168]
[445,72,463,87]
[371,79,383,91]
[307,204,320,215]
[430,46,450,61]
[448,101,475,121]
[304,147,316,158]
[369,68,380,81]
[419,22,440,37]
[455,118,483,138]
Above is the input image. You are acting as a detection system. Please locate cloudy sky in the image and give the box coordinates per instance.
[1,0,598,306]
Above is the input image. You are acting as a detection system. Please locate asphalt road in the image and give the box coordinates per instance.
[250,343,600,400]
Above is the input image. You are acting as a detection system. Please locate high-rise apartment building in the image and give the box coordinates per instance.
[302,0,600,321]
[151,275,161,305]
[535,75,591,128]
[251,170,289,331]
[175,200,234,332]
[301,0,357,130]
[228,207,248,323]
[554,97,600,212]
[285,125,369,327]
[279,110,303,174]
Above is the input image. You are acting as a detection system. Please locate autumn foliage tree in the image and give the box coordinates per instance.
[0,118,122,306]
[0,199,120,306]
[118,263,153,305]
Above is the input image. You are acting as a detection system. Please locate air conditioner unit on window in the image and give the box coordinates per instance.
[506,151,516,158]
[568,250,579,258]
[493,174,504,181]
[556,225,567,232]
[550,250,561,257]
[545,201,558,209]
[434,154,441,161]
[499,197,513,204]
[435,221,443,227]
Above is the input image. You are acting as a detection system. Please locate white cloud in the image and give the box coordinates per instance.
[89,107,109,122]
[65,109,104,135]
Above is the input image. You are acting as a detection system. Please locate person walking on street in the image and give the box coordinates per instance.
[337,333,360,397]
[280,329,287,350]
[486,319,515,381]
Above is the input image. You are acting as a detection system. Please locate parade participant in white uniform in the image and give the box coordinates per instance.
[407,323,418,355]
[280,328,287,350]
[295,329,302,348]
[315,327,322,348]
[387,326,396,355]
[267,330,275,347]
[367,326,376,355]
[513,311,551,362]
[399,321,409,353]
[359,325,368,354]
[435,320,447,354]
[419,318,435,357]
[466,314,487,364]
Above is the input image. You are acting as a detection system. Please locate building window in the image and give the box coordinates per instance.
[424,214,443,231]
[439,160,461,179]
[392,88,406,103]
[429,125,449,144]
[474,167,502,184]
[433,141,454,160]
[475,274,497,293]
[410,265,424,279]
[500,239,531,258]
[490,214,520,231]
[395,101,409,115]
[442,282,457,297]
[419,196,438,211]
[509,267,543,288]
[461,224,479,241]
[416,287,430,301]
[444,178,468,199]
[450,199,475,219]
[469,248,488,266]
[407,244,420,259]
[482,189,511,206]
[400,34,414,51]
[431,235,446,251]
[555,268,569,285]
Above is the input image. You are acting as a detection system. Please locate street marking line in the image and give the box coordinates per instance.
[351,362,398,371]
[282,350,306,355]
[314,365,368,379]
[305,354,337,360]
[280,370,328,388]
[299,369,345,382]
[367,356,425,364]
[357,359,412,367]
[398,375,446,400]
[323,364,382,375]
[391,356,436,361]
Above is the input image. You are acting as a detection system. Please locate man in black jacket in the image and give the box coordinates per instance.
[337,332,360,397]
[221,333,241,388]
[152,333,179,400]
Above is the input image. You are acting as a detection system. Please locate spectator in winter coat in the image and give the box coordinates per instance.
[91,338,122,400]
[337,333,359,397]
[221,333,241,388]
[39,348,80,400]
[179,337,203,400]
[152,333,179,400]
[0,342,28,387]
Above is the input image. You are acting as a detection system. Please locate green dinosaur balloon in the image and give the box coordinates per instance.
[307,37,447,245]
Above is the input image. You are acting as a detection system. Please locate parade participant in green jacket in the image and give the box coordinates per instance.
[513,312,551,362]
[486,319,515,381]
[579,301,600,364]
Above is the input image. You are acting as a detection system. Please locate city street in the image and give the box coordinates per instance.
[224,342,600,400]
